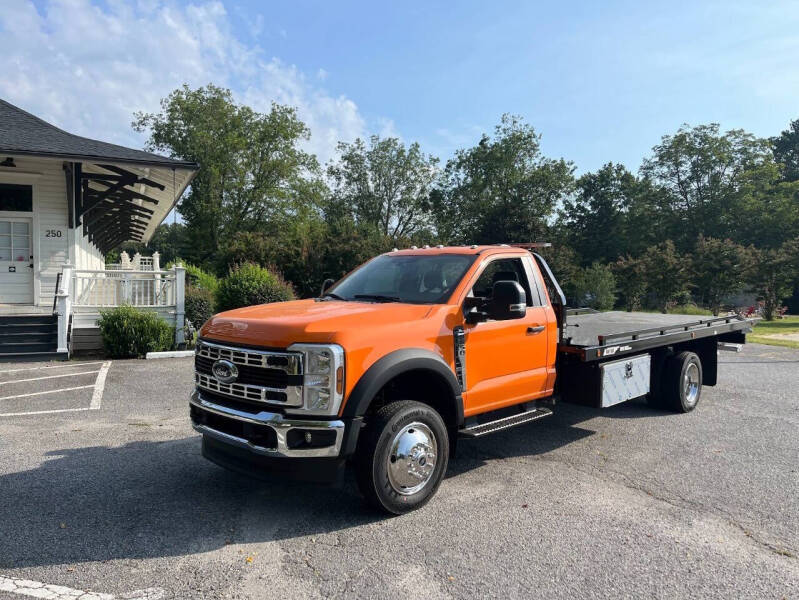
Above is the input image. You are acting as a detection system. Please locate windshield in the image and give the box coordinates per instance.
[327,254,476,304]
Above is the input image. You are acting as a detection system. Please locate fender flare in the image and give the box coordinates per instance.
[341,348,464,426]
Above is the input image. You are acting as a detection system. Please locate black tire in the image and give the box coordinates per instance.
[660,351,703,413]
[355,400,449,515]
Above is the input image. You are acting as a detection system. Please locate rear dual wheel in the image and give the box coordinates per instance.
[649,351,703,413]
[355,400,449,514]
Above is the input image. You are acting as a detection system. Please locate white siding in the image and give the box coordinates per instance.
[74,227,104,271]
[1,157,105,307]
[3,157,70,306]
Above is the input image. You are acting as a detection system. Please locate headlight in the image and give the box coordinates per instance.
[287,343,345,416]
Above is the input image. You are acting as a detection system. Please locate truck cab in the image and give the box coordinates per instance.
[190,245,752,513]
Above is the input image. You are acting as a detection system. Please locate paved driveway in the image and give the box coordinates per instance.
[0,344,797,599]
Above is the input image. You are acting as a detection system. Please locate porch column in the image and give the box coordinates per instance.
[174,263,186,347]
[55,263,73,355]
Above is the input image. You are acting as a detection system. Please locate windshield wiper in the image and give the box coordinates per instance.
[353,294,402,303]
[321,292,346,301]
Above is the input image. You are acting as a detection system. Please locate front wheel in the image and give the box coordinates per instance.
[355,400,449,514]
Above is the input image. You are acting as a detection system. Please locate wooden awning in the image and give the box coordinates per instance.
[66,162,195,254]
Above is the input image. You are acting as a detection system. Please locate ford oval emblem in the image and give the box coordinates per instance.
[212,359,239,384]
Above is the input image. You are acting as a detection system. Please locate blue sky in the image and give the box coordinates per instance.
[6,1,799,174]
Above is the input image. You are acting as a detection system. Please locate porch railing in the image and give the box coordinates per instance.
[72,269,176,308]
[54,262,186,356]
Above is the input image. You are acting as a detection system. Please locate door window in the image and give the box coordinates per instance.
[0,184,33,212]
[0,220,30,262]
[470,258,533,305]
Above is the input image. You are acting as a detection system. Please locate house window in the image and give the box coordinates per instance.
[0,184,33,212]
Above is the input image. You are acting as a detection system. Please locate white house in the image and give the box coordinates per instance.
[0,99,198,359]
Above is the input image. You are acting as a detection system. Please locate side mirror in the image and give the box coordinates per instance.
[490,281,527,320]
[320,278,335,297]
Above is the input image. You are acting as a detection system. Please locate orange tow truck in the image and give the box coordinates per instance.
[190,244,753,513]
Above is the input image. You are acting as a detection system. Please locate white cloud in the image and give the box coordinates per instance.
[0,0,373,164]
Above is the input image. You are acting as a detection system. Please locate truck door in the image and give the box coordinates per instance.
[460,255,556,416]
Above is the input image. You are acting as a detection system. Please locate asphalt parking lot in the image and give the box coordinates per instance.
[0,344,797,599]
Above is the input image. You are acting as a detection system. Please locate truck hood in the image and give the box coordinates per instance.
[200,299,434,347]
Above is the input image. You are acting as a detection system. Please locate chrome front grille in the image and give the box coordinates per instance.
[196,340,302,374]
[195,340,303,407]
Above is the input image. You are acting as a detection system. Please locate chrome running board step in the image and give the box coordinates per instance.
[460,407,552,438]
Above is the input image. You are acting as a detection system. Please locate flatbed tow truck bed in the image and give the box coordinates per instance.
[558,310,753,362]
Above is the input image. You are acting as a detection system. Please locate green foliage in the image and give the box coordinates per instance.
[327,136,438,239]
[613,255,647,311]
[667,303,712,316]
[97,305,174,358]
[640,124,776,250]
[691,236,754,315]
[642,240,687,313]
[216,263,296,312]
[133,84,321,266]
[128,86,799,316]
[104,249,120,265]
[749,239,799,320]
[179,262,219,293]
[772,118,799,182]
[185,286,215,329]
[570,262,616,310]
[432,114,574,244]
[559,163,657,264]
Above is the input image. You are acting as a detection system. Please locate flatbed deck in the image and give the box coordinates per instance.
[560,311,753,362]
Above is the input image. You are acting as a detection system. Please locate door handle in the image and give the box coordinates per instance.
[526,325,545,335]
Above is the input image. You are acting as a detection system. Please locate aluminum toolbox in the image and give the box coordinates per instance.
[599,354,651,407]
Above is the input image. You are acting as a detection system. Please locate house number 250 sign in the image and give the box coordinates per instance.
[44,228,64,238]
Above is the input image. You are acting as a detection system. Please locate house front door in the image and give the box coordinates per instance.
[0,217,34,304]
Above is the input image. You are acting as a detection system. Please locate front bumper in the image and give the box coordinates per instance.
[190,391,361,482]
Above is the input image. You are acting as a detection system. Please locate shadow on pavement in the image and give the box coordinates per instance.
[0,400,661,569]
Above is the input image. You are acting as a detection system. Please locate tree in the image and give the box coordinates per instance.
[772,118,799,182]
[642,240,686,313]
[559,163,657,264]
[691,236,753,315]
[109,222,188,265]
[327,136,438,240]
[571,263,616,310]
[640,124,775,250]
[432,114,574,244]
[613,254,647,311]
[133,84,321,266]
[749,239,799,320]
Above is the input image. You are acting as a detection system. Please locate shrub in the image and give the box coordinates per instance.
[97,305,174,358]
[167,261,219,293]
[183,263,219,293]
[185,285,215,329]
[216,263,295,312]
[571,262,617,311]
[668,303,712,316]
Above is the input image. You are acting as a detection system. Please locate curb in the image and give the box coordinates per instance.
[145,350,195,360]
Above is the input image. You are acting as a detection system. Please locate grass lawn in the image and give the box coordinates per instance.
[750,315,799,349]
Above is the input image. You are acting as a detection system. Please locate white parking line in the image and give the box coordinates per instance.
[0,574,164,599]
[90,361,111,410]
[0,361,112,417]
[0,385,95,402]
[0,371,100,385]
[0,361,104,375]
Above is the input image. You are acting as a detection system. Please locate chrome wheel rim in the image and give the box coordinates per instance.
[386,422,438,495]
[684,362,700,407]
